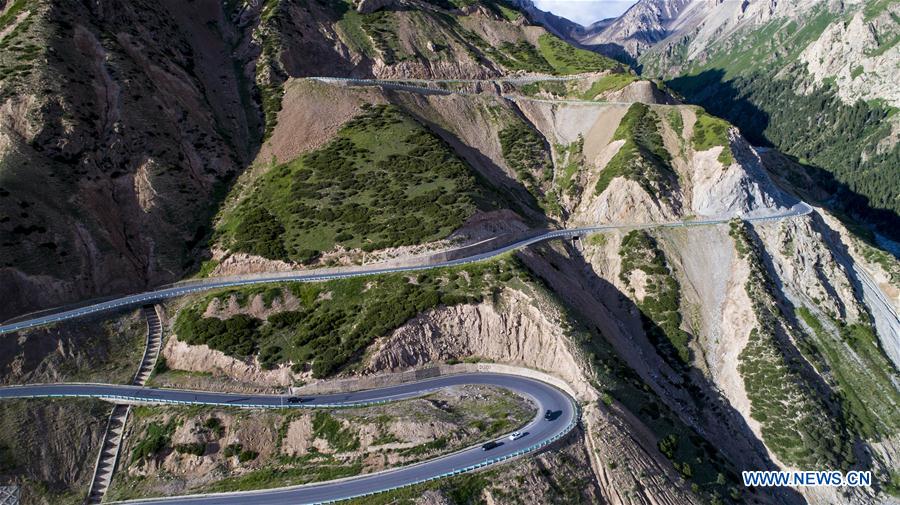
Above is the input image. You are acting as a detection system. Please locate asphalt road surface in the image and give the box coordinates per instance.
[0,203,812,335]
[0,373,577,505]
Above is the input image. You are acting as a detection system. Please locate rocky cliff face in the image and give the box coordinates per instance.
[800,8,900,108]
[576,0,694,60]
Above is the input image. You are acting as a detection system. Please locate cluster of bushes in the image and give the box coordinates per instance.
[618,231,692,366]
[794,307,900,442]
[400,436,448,457]
[595,103,677,200]
[554,136,584,196]
[517,80,567,97]
[175,443,206,456]
[692,110,734,165]
[667,109,684,137]
[0,444,15,473]
[360,10,405,64]
[312,412,360,452]
[131,421,175,463]
[498,121,554,210]
[221,105,487,262]
[496,41,553,73]
[203,417,225,437]
[731,221,855,469]
[232,206,287,260]
[174,311,261,358]
[174,260,514,378]
[224,443,259,462]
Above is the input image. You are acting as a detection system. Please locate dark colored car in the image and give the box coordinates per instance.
[286,397,306,404]
[544,409,553,420]
[481,441,500,451]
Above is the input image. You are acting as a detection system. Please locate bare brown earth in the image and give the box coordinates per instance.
[0,308,146,385]
[0,399,108,505]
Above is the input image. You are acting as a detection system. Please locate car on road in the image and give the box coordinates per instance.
[508,431,524,441]
[286,396,306,404]
[544,409,553,420]
[481,441,501,451]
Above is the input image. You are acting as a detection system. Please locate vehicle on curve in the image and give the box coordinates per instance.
[481,441,501,451]
[509,431,525,441]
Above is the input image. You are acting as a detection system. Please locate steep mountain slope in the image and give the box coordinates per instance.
[575,0,694,62]
[520,0,899,241]
[636,0,899,241]
[0,0,258,321]
[3,1,900,504]
[156,76,900,502]
[0,0,625,320]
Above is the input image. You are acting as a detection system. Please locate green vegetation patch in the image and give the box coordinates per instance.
[795,307,900,441]
[498,119,556,213]
[517,79,567,97]
[131,420,176,463]
[730,221,855,470]
[554,135,584,196]
[537,33,619,75]
[219,104,492,262]
[335,4,376,57]
[174,258,520,377]
[581,73,638,100]
[312,412,360,452]
[667,109,684,137]
[691,109,734,165]
[206,461,364,493]
[254,1,287,140]
[360,10,406,64]
[496,40,554,73]
[618,230,692,366]
[595,103,677,199]
[0,0,30,31]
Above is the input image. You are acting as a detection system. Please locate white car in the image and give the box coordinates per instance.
[508,431,524,441]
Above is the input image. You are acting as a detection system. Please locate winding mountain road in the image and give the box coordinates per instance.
[0,203,813,335]
[0,373,577,505]
[2,73,895,505]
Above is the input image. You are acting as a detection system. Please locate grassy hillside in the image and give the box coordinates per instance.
[174,258,520,377]
[108,387,531,500]
[217,105,497,262]
[594,103,678,200]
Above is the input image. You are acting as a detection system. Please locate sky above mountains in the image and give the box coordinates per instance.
[531,0,638,26]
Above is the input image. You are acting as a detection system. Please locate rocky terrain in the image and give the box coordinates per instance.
[1,0,899,504]
[0,308,146,385]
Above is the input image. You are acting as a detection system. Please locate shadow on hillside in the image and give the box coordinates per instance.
[668,69,900,246]
[745,224,873,472]
[516,241,805,505]
[389,91,550,228]
[581,42,638,69]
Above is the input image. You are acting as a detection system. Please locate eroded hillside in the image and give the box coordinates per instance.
[2,1,899,504]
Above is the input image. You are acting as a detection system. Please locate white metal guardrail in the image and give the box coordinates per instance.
[315,399,581,504]
[0,203,814,335]
[13,382,581,505]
